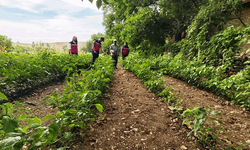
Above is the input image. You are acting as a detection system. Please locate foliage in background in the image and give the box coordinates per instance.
[98,0,247,60]
[120,7,171,49]
[0,52,92,98]
[80,32,114,54]
[0,35,12,52]
[188,0,245,41]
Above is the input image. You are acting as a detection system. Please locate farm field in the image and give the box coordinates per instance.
[12,42,86,50]
[0,52,115,149]
[1,52,250,150]
[1,0,250,149]
[0,52,92,99]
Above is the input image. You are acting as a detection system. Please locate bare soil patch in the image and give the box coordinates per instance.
[77,64,200,150]
[164,76,250,148]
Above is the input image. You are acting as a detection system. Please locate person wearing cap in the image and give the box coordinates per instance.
[110,39,119,69]
[69,36,78,56]
[91,37,106,64]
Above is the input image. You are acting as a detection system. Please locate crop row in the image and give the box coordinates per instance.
[122,53,249,149]
[125,52,250,108]
[0,55,114,149]
[0,52,92,99]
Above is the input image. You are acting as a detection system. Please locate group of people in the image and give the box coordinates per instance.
[68,36,130,69]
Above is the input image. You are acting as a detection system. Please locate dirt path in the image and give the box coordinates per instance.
[78,64,200,150]
[17,81,66,126]
[164,76,250,148]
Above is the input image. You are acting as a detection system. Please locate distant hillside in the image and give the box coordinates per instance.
[13,42,86,50]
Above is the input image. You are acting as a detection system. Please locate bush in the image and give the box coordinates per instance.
[0,35,12,52]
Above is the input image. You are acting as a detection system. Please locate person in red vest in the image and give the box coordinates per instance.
[68,36,78,56]
[121,42,130,60]
[91,37,106,64]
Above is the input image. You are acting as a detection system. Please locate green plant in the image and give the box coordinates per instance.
[0,92,56,150]
[182,106,224,148]
[0,35,12,52]
[127,49,250,108]
[0,52,92,98]
[0,55,114,149]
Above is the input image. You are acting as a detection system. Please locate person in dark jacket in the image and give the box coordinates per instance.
[121,42,130,60]
[69,36,78,56]
[91,37,106,64]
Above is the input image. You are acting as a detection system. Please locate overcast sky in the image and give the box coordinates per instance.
[0,0,104,43]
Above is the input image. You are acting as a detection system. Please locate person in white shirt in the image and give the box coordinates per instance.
[110,39,119,69]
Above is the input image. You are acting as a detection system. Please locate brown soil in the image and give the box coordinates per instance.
[163,76,250,149]
[17,81,66,126]
[76,64,200,150]
[11,63,250,149]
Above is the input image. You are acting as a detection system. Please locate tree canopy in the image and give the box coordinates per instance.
[0,35,12,52]
[82,0,247,57]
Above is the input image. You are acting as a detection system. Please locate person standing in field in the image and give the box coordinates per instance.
[121,42,130,60]
[92,37,106,64]
[69,36,78,56]
[110,39,119,69]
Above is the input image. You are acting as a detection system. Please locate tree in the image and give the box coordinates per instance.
[81,32,111,53]
[158,0,207,41]
[100,0,208,53]
[0,35,12,51]
[188,0,244,41]
[121,8,171,48]
[46,43,50,49]
[81,0,108,9]
[32,41,35,48]
[81,40,92,53]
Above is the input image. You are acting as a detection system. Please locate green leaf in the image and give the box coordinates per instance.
[0,92,8,100]
[96,0,102,9]
[65,109,77,115]
[28,123,41,129]
[24,101,36,106]
[90,118,95,121]
[0,105,7,115]
[2,116,18,133]
[5,132,23,138]
[209,118,223,124]
[63,132,72,141]
[22,126,29,133]
[48,121,59,140]
[182,109,192,116]
[57,148,66,150]
[103,0,108,4]
[19,113,27,120]
[95,104,103,113]
[0,136,21,150]
[5,103,14,116]
[27,117,42,126]
[43,114,55,121]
